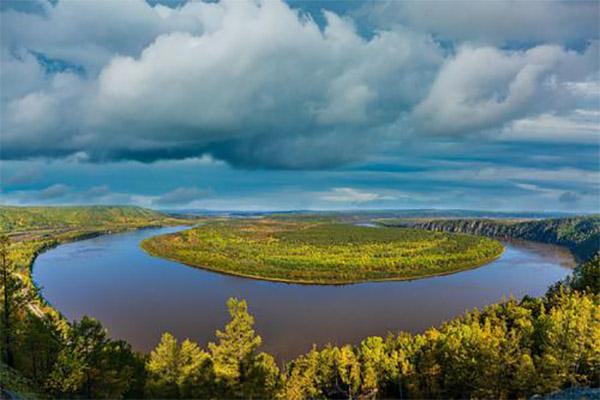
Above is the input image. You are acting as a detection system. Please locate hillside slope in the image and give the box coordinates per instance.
[382,216,599,262]
[0,205,171,234]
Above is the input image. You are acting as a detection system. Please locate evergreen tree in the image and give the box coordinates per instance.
[145,333,213,399]
[15,313,61,386]
[0,234,29,368]
[208,298,280,399]
[146,333,179,398]
[46,316,140,398]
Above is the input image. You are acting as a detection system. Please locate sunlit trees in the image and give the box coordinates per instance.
[145,333,213,399]
[142,221,504,284]
[533,290,600,393]
[279,289,599,400]
[209,298,280,399]
[145,299,279,399]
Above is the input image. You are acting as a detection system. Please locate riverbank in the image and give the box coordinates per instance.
[379,216,600,262]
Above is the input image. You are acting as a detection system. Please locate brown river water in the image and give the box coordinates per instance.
[33,226,574,362]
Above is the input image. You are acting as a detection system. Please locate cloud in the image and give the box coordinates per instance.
[0,183,145,206]
[0,0,212,73]
[422,166,600,186]
[37,183,71,199]
[83,185,111,198]
[500,110,600,144]
[153,187,211,206]
[320,187,396,203]
[559,191,580,204]
[411,44,599,136]
[1,0,442,168]
[514,183,557,195]
[365,0,599,45]
[0,0,598,171]
[4,167,42,185]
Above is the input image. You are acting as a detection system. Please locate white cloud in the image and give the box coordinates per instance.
[1,0,443,168]
[37,183,70,199]
[431,166,600,186]
[0,0,216,72]
[411,44,599,136]
[0,0,598,170]
[500,111,600,143]
[365,0,599,45]
[0,184,144,206]
[320,187,397,203]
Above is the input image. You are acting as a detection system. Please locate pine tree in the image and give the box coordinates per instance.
[208,297,279,399]
[145,333,212,399]
[145,333,180,398]
[46,316,138,398]
[0,234,29,368]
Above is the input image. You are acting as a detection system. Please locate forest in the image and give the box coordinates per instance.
[141,219,503,284]
[381,216,600,262]
[0,206,598,399]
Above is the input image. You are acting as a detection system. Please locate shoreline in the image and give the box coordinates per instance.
[23,223,192,322]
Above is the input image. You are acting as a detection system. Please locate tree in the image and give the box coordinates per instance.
[0,234,29,368]
[145,333,213,399]
[145,333,179,398]
[208,298,280,399]
[46,316,141,398]
[570,253,600,294]
[533,290,600,393]
[14,313,61,386]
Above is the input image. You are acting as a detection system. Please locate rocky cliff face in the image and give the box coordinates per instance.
[384,217,600,262]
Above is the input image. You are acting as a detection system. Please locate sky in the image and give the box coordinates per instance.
[0,0,599,212]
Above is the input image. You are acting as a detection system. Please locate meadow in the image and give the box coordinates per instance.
[141,219,504,284]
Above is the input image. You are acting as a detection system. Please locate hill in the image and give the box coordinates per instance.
[381,216,600,262]
[0,205,171,233]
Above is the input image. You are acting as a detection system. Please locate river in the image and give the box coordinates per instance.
[33,226,574,361]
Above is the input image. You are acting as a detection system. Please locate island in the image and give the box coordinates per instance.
[141,218,504,284]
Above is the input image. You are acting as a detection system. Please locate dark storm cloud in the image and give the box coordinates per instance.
[559,191,580,204]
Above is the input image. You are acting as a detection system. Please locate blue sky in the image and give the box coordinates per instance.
[1,0,599,211]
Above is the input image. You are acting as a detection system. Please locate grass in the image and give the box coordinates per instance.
[141,219,504,284]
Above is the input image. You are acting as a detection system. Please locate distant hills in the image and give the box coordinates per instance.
[164,208,585,219]
[0,205,169,233]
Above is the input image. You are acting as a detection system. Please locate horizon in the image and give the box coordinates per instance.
[1,203,596,216]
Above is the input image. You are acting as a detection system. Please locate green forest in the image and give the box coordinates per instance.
[141,219,503,284]
[0,206,598,399]
[0,205,176,233]
[381,216,600,262]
